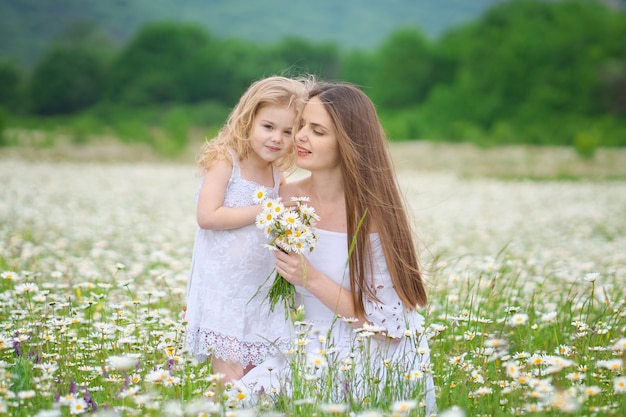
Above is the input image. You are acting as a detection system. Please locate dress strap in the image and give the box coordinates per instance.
[227,148,241,178]
[271,165,281,192]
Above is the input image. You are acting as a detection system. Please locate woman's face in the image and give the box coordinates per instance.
[294,96,340,171]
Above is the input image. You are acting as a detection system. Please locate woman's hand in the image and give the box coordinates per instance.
[276,247,367,327]
[274,249,315,288]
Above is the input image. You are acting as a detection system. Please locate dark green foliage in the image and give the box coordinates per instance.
[3,0,626,152]
[0,106,6,146]
[28,46,106,115]
[106,22,218,105]
[0,61,21,110]
[370,28,439,109]
[400,0,626,146]
[270,37,342,80]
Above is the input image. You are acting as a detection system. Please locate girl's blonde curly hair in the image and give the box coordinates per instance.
[197,75,311,173]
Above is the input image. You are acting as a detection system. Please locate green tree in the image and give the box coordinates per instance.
[418,0,626,143]
[28,46,105,115]
[270,37,341,80]
[211,39,277,105]
[107,22,219,105]
[339,50,377,92]
[0,60,21,110]
[370,28,439,109]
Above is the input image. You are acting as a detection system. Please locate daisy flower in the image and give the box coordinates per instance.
[596,359,622,372]
[509,313,528,327]
[253,186,268,203]
[391,400,418,413]
[614,376,626,394]
[69,398,88,415]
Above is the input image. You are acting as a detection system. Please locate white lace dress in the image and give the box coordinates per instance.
[185,157,291,366]
[239,229,436,414]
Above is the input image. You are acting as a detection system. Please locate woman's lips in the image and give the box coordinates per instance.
[297,146,311,156]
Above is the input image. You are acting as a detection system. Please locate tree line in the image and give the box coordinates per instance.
[1,0,625,151]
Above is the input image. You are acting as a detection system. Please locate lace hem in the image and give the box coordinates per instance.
[186,327,290,366]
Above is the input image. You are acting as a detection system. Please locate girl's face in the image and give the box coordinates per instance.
[248,104,296,163]
[294,96,340,171]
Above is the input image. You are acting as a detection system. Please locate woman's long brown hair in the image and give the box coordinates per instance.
[309,83,427,314]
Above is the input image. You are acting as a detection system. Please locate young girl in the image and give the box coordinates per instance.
[185,76,307,382]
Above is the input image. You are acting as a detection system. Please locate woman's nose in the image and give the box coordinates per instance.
[295,128,307,143]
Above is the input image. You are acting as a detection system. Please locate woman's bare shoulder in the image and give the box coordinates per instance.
[279,177,309,199]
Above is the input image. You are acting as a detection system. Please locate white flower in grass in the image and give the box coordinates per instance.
[566,371,586,382]
[541,311,557,323]
[15,282,39,294]
[162,400,184,417]
[391,400,417,413]
[583,272,599,282]
[528,353,545,366]
[58,394,76,406]
[355,410,384,417]
[69,398,88,415]
[145,368,170,384]
[509,313,528,327]
[436,407,465,417]
[613,337,626,352]
[504,361,520,378]
[106,354,138,371]
[484,338,507,348]
[470,370,484,384]
[185,398,221,415]
[1,271,19,280]
[361,323,387,333]
[523,403,544,413]
[319,403,349,414]
[597,359,622,372]
[549,390,581,413]
[17,390,36,399]
[614,376,626,393]
[583,385,602,397]
[554,344,573,356]
[308,354,327,369]
[408,368,424,380]
[35,409,62,417]
[471,386,493,397]
[341,317,359,324]
[463,330,476,341]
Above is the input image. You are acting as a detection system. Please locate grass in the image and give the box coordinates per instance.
[0,140,625,416]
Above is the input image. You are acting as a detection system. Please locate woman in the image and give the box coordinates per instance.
[240,82,436,414]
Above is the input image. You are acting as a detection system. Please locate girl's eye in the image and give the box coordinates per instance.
[284,130,293,136]
[263,124,274,130]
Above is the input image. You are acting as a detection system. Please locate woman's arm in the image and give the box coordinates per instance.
[196,160,262,230]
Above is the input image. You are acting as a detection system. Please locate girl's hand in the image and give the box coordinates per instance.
[274,249,314,288]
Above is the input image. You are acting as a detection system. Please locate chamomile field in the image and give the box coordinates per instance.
[1,141,625,416]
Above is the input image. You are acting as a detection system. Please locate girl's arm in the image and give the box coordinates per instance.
[274,250,368,328]
[196,160,261,230]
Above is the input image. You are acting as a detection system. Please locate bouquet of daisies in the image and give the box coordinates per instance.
[253,187,319,317]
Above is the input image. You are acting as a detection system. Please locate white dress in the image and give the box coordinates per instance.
[239,229,436,414]
[185,156,291,366]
